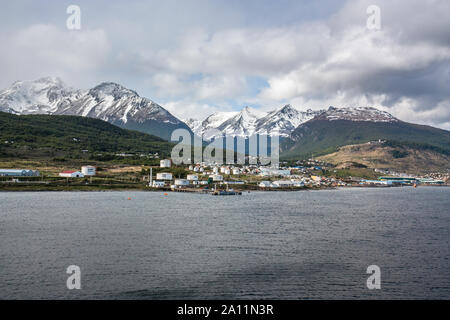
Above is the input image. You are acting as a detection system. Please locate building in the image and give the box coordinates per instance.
[259,181,273,188]
[0,169,39,177]
[259,168,291,176]
[152,181,165,188]
[232,168,240,175]
[187,174,198,181]
[174,179,190,186]
[160,159,172,168]
[156,172,173,180]
[210,174,223,182]
[272,180,294,187]
[59,171,84,178]
[81,165,96,176]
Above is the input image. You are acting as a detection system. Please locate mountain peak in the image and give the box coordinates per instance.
[316,106,398,122]
[91,82,139,98]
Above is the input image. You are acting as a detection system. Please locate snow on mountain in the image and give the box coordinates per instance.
[183,118,203,136]
[215,106,263,138]
[0,77,189,140]
[53,82,182,126]
[254,104,322,136]
[183,104,399,139]
[314,106,398,122]
[185,105,323,138]
[0,77,77,114]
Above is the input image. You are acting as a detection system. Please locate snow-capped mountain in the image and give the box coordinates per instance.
[0,77,78,114]
[185,105,322,138]
[314,106,398,122]
[214,107,264,138]
[254,104,322,136]
[0,77,191,140]
[185,104,399,139]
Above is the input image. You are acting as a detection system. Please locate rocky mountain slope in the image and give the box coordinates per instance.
[0,77,191,140]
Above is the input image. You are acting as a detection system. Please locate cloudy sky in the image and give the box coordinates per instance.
[1,0,449,129]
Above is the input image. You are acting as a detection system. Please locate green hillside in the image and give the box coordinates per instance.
[281,120,450,159]
[0,112,173,157]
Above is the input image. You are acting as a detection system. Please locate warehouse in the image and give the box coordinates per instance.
[59,171,84,178]
[0,169,39,177]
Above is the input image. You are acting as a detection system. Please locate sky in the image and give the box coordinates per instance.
[0,0,449,129]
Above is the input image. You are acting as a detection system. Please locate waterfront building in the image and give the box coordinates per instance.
[174,179,190,186]
[156,172,173,180]
[0,169,39,177]
[59,171,84,178]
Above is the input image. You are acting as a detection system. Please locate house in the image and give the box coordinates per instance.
[160,159,172,168]
[81,165,96,176]
[174,179,190,186]
[210,174,223,182]
[156,172,173,180]
[59,171,84,178]
[232,168,240,175]
[152,181,165,188]
[187,174,198,181]
[259,181,273,188]
[259,168,291,176]
[272,180,294,187]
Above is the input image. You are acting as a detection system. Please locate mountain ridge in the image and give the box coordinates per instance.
[0,77,191,140]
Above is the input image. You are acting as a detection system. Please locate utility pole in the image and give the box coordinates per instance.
[149,167,153,187]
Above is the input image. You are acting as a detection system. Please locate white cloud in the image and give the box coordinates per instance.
[1,0,449,129]
[0,24,110,88]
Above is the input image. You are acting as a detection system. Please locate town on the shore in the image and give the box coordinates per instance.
[1,156,448,192]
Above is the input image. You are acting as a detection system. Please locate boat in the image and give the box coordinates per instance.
[212,190,242,196]
[211,184,242,196]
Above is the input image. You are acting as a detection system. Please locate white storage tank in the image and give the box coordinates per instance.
[81,165,96,176]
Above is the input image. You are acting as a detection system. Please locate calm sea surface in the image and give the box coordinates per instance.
[0,187,449,299]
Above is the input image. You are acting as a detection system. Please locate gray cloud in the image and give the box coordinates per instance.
[0,0,449,128]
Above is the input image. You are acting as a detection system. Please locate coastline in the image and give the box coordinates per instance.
[0,184,447,192]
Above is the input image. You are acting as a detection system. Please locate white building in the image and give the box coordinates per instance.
[259,168,291,177]
[156,172,173,180]
[81,165,96,176]
[273,180,294,187]
[174,179,190,186]
[0,169,39,177]
[160,159,171,168]
[152,181,165,188]
[224,168,231,175]
[259,181,273,188]
[232,168,240,175]
[187,174,198,181]
[59,171,84,178]
[210,174,223,182]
